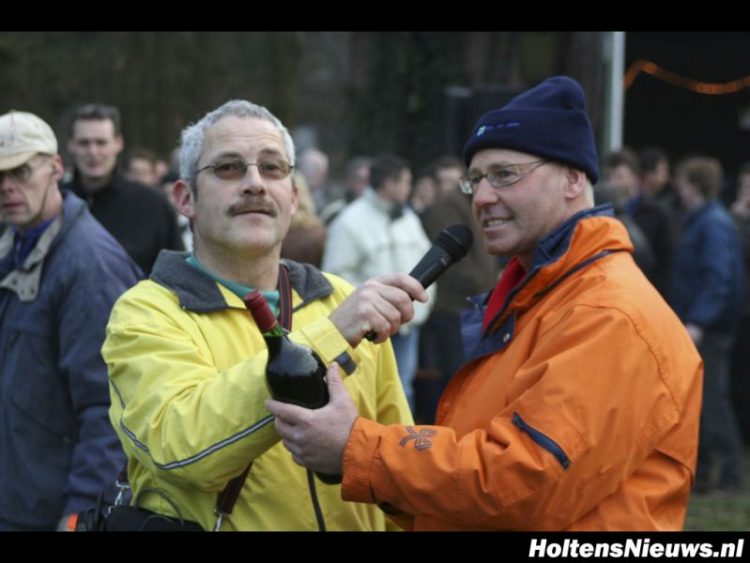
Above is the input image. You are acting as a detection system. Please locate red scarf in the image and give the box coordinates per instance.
[482,257,526,331]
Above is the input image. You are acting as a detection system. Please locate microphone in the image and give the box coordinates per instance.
[365,224,473,341]
[409,224,473,290]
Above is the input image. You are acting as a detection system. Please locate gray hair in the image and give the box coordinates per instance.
[179,99,295,182]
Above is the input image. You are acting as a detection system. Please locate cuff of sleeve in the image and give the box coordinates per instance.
[341,417,386,503]
[57,513,79,532]
[292,316,361,374]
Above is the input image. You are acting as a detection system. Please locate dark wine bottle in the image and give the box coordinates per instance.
[244,290,342,484]
[244,290,329,409]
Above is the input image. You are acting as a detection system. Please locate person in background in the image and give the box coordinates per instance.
[410,167,438,217]
[319,156,371,226]
[323,154,436,412]
[0,110,140,531]
[281,172,326,267]
[63,103,183,275]
[432,155,464,195]
[639,146,672,204]
[729,161,750,445]
[297,148,330,213]
[604,148,675,299]
[124,146,160,187]
[672,156,745,493]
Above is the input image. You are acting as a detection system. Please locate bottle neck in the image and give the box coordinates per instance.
[245,289,284,335]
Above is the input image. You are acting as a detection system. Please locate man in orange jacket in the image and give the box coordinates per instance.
[267,76,703,530]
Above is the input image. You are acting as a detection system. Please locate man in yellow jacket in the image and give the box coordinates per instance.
[103,100,426,530]
[268,76,704,530]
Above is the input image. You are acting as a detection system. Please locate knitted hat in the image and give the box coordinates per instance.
[462,76,599,184]
[0,111,58,171]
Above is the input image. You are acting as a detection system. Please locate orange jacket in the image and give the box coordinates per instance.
[342,208,703,530]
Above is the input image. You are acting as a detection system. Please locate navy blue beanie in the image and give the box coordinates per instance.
[462,76,599,184]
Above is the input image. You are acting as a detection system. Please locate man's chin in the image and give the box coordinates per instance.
[81,167,110,181]
[236,236,281,254]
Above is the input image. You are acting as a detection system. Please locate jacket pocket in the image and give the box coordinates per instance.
[512,412,570,469]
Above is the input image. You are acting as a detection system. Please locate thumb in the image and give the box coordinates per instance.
[326,362,347,401]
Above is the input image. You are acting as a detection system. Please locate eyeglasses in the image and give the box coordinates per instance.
[459,160,548,195]
[0,155,50,185]
[195,157,294,182]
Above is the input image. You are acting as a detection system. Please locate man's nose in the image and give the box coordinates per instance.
[0,173,17,192]
[240,164,265,194]
[472,177,498,206]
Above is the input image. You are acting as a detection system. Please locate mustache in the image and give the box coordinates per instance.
[227,198,276,217]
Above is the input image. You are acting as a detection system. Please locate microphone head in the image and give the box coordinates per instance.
[435,224,473,262]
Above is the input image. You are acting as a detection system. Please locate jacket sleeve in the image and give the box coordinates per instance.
[683,218,739,327]
[373,337,415,531]
[59,257,140,516]
[341,305,686,529]
[347,316,415,531]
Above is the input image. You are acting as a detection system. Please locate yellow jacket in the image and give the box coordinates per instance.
[342,208,703,530]
[104,252,412,531]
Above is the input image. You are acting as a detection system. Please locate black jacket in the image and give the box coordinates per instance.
[631,196,677,298]
[64,171,183,275]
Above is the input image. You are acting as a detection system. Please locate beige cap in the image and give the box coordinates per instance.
[0,110,58,171]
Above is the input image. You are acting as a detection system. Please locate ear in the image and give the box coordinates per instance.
[562,167,587,200]
[113,134,124,155]
[50,154,65,182]
[172,179,196,220]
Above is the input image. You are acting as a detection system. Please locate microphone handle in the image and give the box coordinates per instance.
[410,259,448,290]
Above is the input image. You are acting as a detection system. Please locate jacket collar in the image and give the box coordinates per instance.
[362,187,404,219]
[0,191,85,302]
[461,204,630,363]
[483,204,627,332]
[150,251,334,313]
[68,169,126,202]
[682,199,718,226]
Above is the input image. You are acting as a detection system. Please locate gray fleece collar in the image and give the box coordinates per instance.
[150,251,334,313]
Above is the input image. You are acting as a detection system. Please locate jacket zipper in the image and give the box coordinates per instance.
[512,412,570,469]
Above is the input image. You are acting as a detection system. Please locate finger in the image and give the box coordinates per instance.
[359,278,416,315]
[326,363,346,400]
[273,415,295,438]
[281,437,300,458]
[370,293,406,334]
[361,299,394,341]
[363,282,416,324]
[374,273,429,303]
[266,399,309,423]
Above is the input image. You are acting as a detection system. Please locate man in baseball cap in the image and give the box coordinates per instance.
[0,110,140,530]
[0,110,58,168]
[0,111,60,231]
[267,76,703,530]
